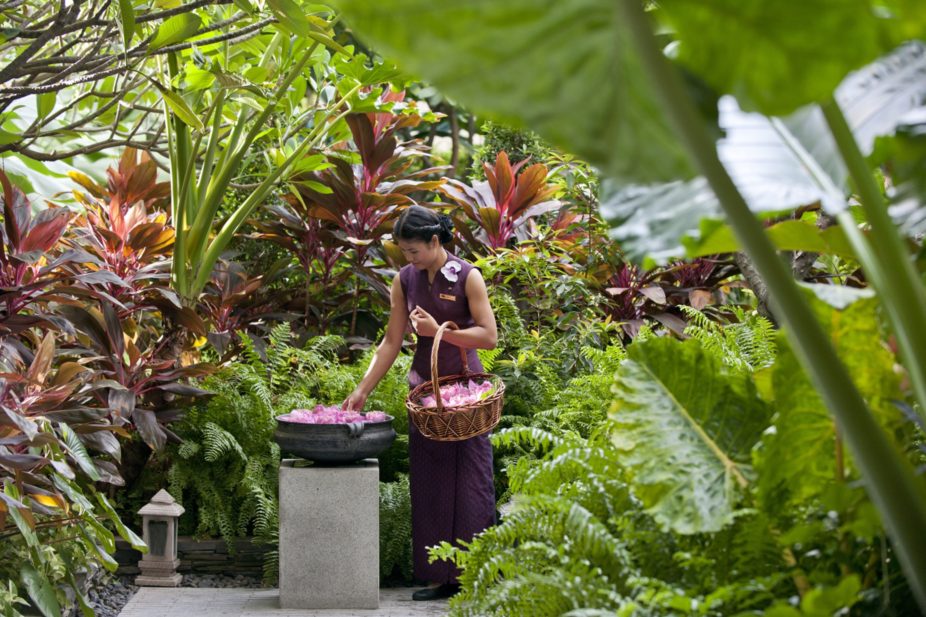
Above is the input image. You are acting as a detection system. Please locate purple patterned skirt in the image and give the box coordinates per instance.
[407,407,496,583]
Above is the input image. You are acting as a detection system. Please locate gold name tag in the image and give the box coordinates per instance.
[439,293,457,301]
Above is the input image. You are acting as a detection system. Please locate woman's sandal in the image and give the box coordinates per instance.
[412,583,460,601]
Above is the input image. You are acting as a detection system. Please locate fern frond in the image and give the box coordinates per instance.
[490,426,570,453]
[442,495,632,617]
[201,422,247,462]
[379,475,413,580]
[477,347,502,372]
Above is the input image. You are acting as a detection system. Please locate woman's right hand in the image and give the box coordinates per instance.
[343,388,369,411]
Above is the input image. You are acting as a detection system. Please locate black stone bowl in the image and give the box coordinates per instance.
[273,413,396,464]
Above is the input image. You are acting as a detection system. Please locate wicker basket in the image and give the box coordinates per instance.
[406,321,504,442]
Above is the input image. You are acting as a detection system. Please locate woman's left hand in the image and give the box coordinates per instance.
[409,305,439,337]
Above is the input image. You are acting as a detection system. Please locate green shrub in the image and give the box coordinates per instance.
[470,121,550,181]
[379,474,413,582]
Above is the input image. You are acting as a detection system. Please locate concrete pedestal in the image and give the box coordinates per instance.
[279,459,379,609]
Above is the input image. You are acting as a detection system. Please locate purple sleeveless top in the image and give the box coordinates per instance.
[400,253,484,387]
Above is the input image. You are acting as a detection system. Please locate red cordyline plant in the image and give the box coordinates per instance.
[0,171,73,333]
[437,150,562,251]
[252,196,344,287]
[603,255,738,337]
[249,196,348,329]
[198,258,294,356]
[292,90,446,262]
[66,149,177,314]
[0,332,146,610]
[59,301,210,452]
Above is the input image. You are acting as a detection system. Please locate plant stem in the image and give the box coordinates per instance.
[820,99,926,423]
[189,87,361,295]
[618,0,926,608]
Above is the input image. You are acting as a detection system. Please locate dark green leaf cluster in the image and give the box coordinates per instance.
[470,121,551,182]
[379,474,413,580]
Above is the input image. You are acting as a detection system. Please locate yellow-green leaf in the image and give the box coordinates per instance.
[150,79,205,131]
[268,0,313,36]
[149,13,201,51]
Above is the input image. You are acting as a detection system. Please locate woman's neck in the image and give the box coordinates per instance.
[426,248,449,281]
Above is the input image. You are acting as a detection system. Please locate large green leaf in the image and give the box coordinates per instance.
[150,78,205,131]
[330,0,693,184]
[755,285,903,511]
[96,493,147,551]
[659,1,893,116]
[19,566,61,617]
[59,423,100,482]
[603,42,926,261]
[148,13,202,52]
[610,337,771,534]
[684,219,856,260]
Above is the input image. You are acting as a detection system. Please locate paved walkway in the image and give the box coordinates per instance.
[119,587,449,617]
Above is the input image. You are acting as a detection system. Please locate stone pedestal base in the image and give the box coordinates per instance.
[279,459,379,609]
[136,557,182,587]
[134,573,182,587]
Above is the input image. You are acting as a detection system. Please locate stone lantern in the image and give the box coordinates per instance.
[135,489,184,587]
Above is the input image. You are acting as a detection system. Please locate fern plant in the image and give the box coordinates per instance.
[491,342,625,504]
[431,424,637,616]
[679,305,776,372]
[379,473,413,581]
[167,323,416,583]
[167,324,346,580]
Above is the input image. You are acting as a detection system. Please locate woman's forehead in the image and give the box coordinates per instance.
[397,239,429,250]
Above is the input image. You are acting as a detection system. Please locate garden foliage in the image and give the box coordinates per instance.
[433,300,920,615]
[166,323,413,582]
[330,0,926,606]
[0,161,204,616]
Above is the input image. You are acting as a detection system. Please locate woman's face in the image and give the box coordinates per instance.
[397,236,442,269]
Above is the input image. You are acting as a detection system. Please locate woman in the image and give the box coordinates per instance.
[343,205,498,601]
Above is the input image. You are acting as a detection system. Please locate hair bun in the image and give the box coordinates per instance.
[438,214,454,243]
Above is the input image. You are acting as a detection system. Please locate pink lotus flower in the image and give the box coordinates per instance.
[420,379,495,408]
[277,404,388,424]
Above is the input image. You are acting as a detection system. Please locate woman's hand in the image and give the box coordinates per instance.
[343,388,369,411]
[409,305,439,337]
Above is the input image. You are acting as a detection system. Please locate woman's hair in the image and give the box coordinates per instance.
[392,205,454,245]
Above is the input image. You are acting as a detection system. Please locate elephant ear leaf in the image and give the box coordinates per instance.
[604,42,926,263]
[329,0,694,184]
[610,337,771,534]
[755,285,903,513]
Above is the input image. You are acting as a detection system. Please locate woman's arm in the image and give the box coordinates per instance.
[343,274,409,410]
[409,269,498,349]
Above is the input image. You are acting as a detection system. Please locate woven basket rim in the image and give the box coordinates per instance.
[408,373,503,409]
[405,321,504,440]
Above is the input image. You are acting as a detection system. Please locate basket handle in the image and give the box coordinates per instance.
[430,321,470,410]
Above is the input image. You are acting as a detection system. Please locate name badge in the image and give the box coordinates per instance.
[439,293,457,301]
